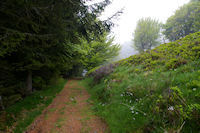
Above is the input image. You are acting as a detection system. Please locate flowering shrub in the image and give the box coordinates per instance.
[87,63,118,82]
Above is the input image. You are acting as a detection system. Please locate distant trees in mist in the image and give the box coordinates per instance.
[132,17,161,53]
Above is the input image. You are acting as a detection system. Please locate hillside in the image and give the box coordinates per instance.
[85,32,200,133]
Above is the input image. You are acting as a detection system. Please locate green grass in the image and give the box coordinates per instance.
[85,60,200,133]
[0,78,67,133]
[84,32,200,133]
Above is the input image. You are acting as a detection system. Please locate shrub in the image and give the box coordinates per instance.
[87,63,119,83]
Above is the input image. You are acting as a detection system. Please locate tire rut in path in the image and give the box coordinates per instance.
[26,80,108,133]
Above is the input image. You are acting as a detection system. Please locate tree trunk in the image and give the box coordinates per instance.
[27,70,32,94]
[149,43,152,50]
[140,43,145,53]
[0,96,5,110]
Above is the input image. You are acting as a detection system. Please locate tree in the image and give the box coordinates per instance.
[190,0,199,2]
[163,1,200,41]
[132,17,161,53]
[0,0,113,103]
[78,33,120,71]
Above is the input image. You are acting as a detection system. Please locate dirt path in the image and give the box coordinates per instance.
[26,80,108,133]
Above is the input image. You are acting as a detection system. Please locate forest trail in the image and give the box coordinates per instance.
[25,80,108,133]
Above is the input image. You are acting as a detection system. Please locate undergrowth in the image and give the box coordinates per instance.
[0,78,67,133]
[85,32,200,133]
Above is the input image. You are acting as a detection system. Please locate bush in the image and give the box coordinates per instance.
[87,63,119,83]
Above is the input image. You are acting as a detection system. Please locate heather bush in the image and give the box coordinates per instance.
[87,63,119,83]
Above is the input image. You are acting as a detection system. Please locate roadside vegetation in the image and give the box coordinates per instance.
[0,78,67,132]
[86,32,200,133]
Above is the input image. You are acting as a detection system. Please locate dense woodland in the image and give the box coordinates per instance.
[0,0,120,108]
[0,0,200,132]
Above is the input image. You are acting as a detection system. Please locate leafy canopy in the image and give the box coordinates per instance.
[78,33,120,71]
[163,1,200,41]
[0,0,113,103]
[132,17,161,53]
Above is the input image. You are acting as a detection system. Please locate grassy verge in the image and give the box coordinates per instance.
[85,32,200,133]
[0,78,67,133]
[84,60,200,133]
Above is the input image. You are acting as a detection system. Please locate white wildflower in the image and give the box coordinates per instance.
[131,111,134,114]
[120,94,123,97]
[130,106,134,111]
[168,106,174,111]
[133,117,135,120]
[193,88,196,91]
[135,112,138,114]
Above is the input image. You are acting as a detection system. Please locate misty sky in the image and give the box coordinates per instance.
[100,0,190,44]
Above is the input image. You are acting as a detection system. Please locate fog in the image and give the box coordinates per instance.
[100,0,190,60]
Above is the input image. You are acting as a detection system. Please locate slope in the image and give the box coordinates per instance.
[85,32,200,133]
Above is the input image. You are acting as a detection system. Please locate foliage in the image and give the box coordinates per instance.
[0,78,67,132]
[120,32,200,71]
[86,32,200,132]
[133,17,161,52]
[0,0,112,107]
[78,33,120,71]
[163,1,200,41]
[87,63,119,83]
